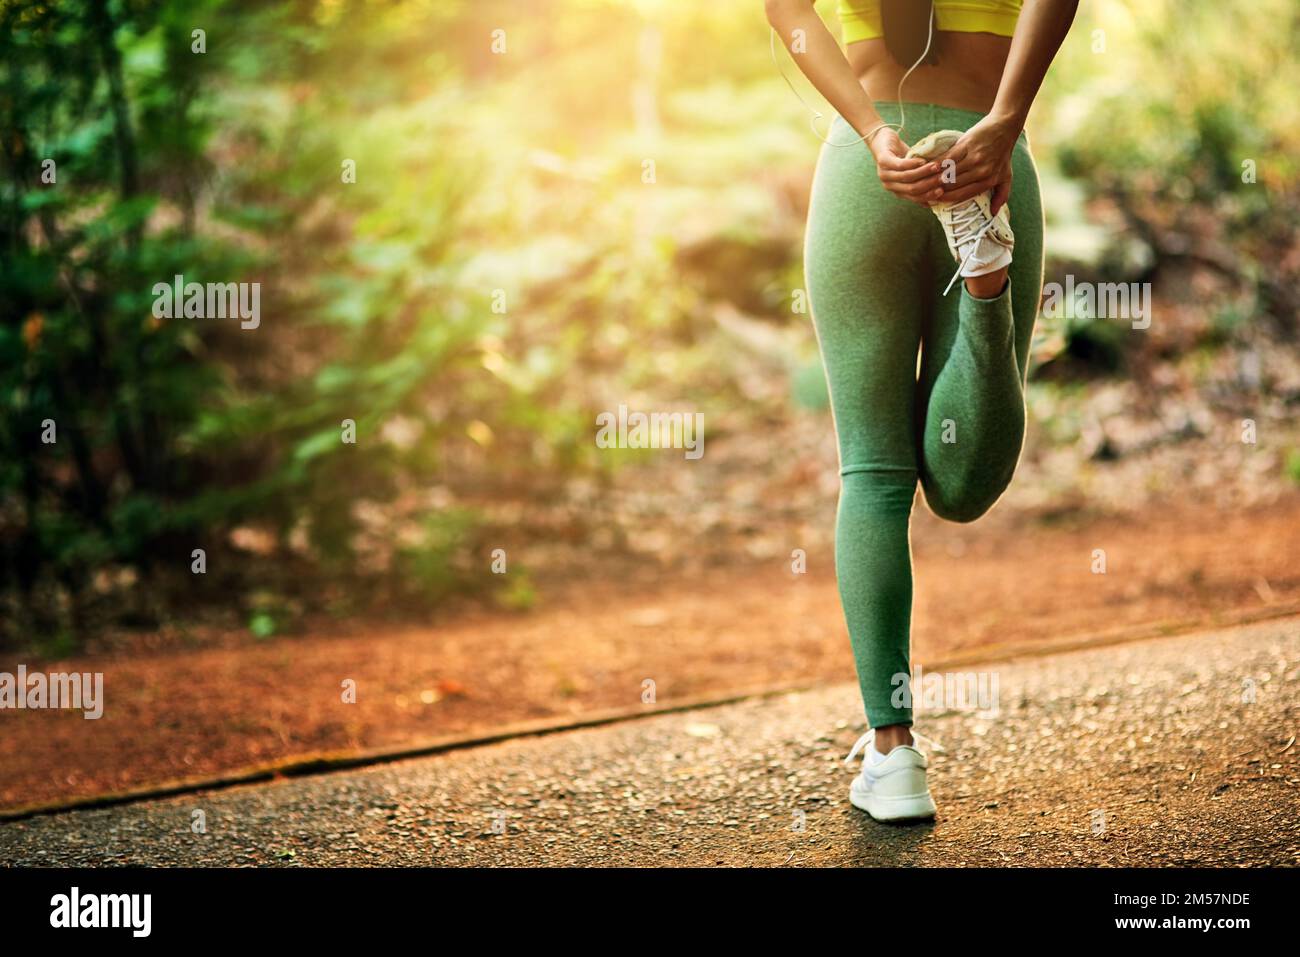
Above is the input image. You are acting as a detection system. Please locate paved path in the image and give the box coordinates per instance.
[2,617,1297,866]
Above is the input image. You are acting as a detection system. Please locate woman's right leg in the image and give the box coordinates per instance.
[805,117,935,733]
[917,130,1045,522]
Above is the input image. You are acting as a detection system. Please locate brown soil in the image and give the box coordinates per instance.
[1,494,1297,814]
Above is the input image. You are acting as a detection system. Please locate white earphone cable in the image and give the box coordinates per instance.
[770,8,935,147]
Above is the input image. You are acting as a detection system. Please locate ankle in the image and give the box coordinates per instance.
[873,724,913,753]
[963,269,1009,300]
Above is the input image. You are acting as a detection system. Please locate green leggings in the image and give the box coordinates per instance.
[804,103,1044,728]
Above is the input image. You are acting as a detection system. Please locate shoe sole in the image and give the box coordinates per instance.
[850,786,937,822]
[905,129,962,162]
[904,130,1016,253]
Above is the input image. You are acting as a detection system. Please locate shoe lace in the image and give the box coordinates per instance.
[942,200,1000,297]
[844,727,947,765]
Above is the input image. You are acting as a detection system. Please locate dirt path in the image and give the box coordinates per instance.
[1,615,1296,866]
[0,496,1297,814]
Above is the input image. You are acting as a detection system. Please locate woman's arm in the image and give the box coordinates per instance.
[764,0,946,206]
[937,0,1079,211]
[992,0,1080,132]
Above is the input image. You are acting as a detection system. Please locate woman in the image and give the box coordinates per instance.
[764,0,1077,821]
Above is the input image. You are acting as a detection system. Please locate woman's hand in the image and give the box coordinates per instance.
[932,113,1019,213]
[869,129,946,207]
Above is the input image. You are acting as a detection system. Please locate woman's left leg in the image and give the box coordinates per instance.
[804,115,935,734]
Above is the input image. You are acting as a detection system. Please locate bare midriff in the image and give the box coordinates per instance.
[845,32,1011,114]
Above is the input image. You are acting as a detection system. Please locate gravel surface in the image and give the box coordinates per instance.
[2,617,1297,867]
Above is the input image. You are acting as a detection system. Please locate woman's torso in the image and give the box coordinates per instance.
[838,0,1017,113]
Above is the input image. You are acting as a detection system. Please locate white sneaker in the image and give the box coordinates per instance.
[845,729,939,822]
[906,129,1014,295]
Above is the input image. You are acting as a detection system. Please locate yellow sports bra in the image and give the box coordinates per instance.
[838,0,1021,45]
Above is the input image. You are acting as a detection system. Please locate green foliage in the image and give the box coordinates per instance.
[1041,0,1299,333]
[1,0,237,640]
[1285,449,1300,487]
[791,359,831,411]
[0,0,586,644]
[496,572,538,613]
[248,611,277,640]
[390,511,482,605]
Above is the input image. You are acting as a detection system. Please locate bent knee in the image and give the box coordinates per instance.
[920,475,1005,524]
[924,490,994,523]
